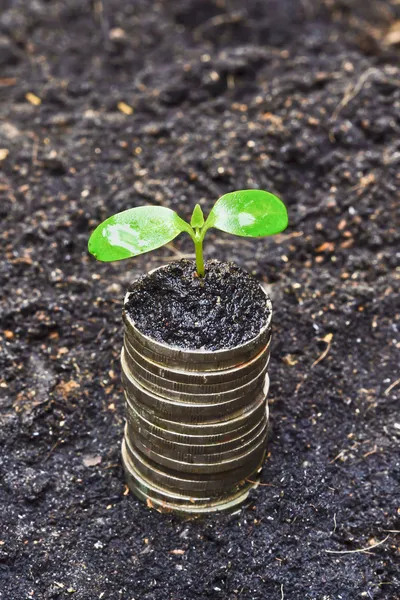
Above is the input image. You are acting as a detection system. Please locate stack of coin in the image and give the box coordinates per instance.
[121,287,272,515]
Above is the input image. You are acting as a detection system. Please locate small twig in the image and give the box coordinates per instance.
[194,12,244,40]
[332,68,381,122]
[1,178,17,204]
[95,327,105,343]
[382,530,400,533]
[280,583,284,600]
[246,479,277,487]
[332,513,337,534]
[227,74,235,90]
[44,440,60,462]
[214,237,254,248]
[295,374,307,395]
[0,78,17,87]
[311,333,333,368]
[384,377,400,396]
[27,132,40,166]
[73,360,81,375]
[165,242,190,260]
[299,0,315,18]
[325,535,390,554]
[329,449,347,464]
[363,444,377,459]
[274,231,303,244]
[92,0,109,39]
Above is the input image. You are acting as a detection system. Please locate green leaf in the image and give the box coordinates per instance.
[88,206,191,262]
[190,204,204,229]
[204,189,288,238]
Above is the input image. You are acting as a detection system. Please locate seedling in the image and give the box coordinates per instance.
[88,189,288,277]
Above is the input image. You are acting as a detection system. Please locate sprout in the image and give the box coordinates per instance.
[88,189,288,277]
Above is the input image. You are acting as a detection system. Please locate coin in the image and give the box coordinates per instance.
[122,459,258,515]
[124,333,271,386]
[126,400,269,446]
[123,383,264,422]
[125,382,269,434]
[126,414,267,458]
[124,340,270,396]
[127,419,267,465]
[122,349,267,407]
[126,425,268,475]
[122,436,266,495]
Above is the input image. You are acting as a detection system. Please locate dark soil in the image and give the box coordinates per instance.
[0,0,399,599]
[126,259,269,350]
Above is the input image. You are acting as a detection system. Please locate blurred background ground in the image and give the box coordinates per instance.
[0,0,399,598]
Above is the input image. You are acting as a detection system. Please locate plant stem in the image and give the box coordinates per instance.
[194,234,205,277]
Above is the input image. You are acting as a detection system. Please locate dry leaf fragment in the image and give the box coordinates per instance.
[261,112,283,128]
[0,149,9,161]
[83,455,102,467]
[359,173,375,188]
[117,101,133,115]
[56,380,80,398]
[282,354,298,366]
[57,347,69,357]
[384,21,400,46]
[0,78,17,87]
[109,28,126,40]
[316,241,335,253]
[26,92,41,106]
[341,239,354,249]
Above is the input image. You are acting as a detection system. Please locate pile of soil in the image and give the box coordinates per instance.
[0,0,399,599]
[126,259,269,350]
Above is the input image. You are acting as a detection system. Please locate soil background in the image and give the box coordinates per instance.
[0,0,399,599]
